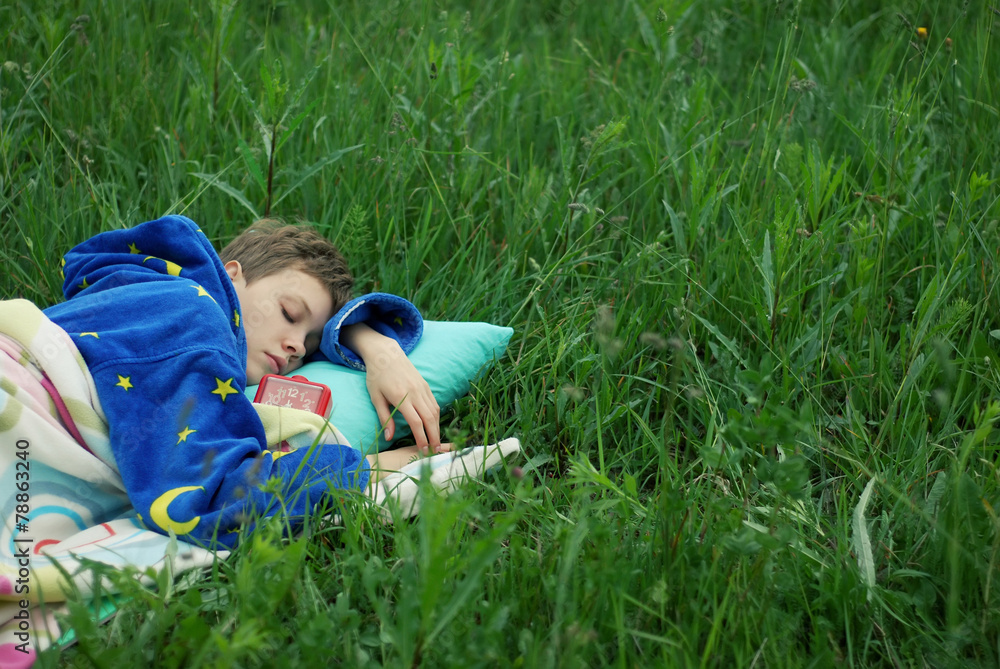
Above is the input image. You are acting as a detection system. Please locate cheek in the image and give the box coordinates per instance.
[242,323,262,353]
[243,301,274,332]
[243,313,280,351]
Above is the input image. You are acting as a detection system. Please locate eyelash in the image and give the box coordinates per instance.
[282,307,294,324]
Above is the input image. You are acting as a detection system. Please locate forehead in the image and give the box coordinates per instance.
[250,269,333,315]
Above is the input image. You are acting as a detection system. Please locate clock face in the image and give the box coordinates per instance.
[255,375,328,415]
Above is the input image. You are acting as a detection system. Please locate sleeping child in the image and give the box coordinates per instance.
[0,214,521,662]
[6,214,452,549]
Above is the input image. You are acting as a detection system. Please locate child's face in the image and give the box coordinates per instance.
[225,262,333,385]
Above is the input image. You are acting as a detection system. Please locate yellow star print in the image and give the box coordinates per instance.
[142,255,182,276]
[80,332,99,338]
[233,310,241,328]
[115,375,133,391]
[177,426,197,444]
[192,285,213,299]
[212,377,238,402]
[77,276,89,290]
[267,448,293,460]
[128,242,141,254]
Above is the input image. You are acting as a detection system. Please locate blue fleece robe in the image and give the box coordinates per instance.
[43,215,369,549]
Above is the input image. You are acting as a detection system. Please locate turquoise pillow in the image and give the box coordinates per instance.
[244,320,513,454]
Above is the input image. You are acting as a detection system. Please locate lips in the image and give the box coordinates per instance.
[265,353,283,375]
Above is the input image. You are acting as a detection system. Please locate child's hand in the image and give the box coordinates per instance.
[342,324,442,452]
[365,343,441,452]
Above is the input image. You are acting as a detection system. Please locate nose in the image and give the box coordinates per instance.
[282,329,306,359]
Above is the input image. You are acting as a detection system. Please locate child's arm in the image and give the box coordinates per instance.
[316,291,440,450]
[341,322,443,452]
[365,442,453,479]
[93,347,369,549]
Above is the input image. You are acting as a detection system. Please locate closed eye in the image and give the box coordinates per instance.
[282,307,294,324]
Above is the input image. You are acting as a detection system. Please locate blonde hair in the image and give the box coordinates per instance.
[219,219,354,312]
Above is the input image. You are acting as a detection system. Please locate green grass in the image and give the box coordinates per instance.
[3,0,1000,665]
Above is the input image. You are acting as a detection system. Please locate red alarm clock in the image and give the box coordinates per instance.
[254,374,333,419]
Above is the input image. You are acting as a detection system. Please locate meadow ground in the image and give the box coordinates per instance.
[2,0,1000,666]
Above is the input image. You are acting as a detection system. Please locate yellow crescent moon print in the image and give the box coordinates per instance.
[149,485,204,535]
[142,255,183,277]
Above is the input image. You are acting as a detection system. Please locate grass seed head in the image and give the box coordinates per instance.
[639,332,668,351]
[789,76,816,92]
[595,305,623,357]
[580,124,606,149]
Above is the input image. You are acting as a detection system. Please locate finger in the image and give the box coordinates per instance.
[420,391,442,451]
[406,390,439,451]
[425,423,441,452]
[398,401,429,452]
[422,401,442,452]
[372,395,395,441]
